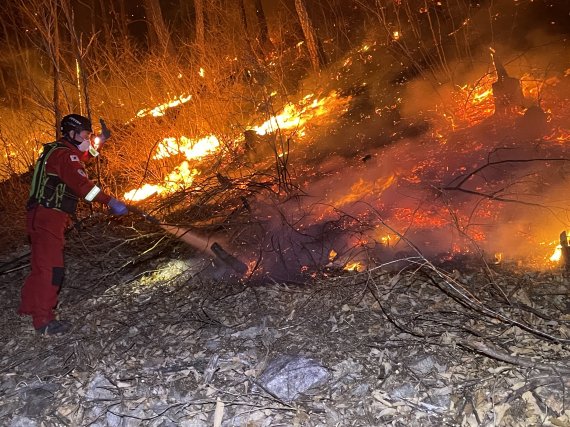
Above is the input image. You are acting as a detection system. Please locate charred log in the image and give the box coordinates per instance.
[491,54,524,115]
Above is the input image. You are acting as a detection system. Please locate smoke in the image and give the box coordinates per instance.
[233,1,570,280]
[247,75,570,279]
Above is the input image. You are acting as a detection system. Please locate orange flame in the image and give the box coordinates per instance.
[154,135,220,160]
[135,94,193,119]
[550,245,562,263]
[251,92,345,136]
[125,91,349,202]
[344,261,364,272]
[124,161,200,201]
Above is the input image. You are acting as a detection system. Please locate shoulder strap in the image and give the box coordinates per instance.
[28,142,68,199]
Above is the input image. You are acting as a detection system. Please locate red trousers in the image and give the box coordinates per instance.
[19,205,69,329]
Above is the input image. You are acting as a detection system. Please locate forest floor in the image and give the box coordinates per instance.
[1,219,570,427]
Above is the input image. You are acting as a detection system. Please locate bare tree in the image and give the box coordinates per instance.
[294,0,326,72]
[97,0,112,52]
[254,0,270,48]
[143,0,173,55]
[194,0,205,53]
[18,0,65,137]
[114,0,130,44]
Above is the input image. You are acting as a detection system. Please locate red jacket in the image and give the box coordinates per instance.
[44,138,112,206]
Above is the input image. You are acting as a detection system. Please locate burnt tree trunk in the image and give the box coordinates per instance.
[491,54,524,115]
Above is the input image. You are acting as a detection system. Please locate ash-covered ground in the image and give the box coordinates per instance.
[1,221,570,427]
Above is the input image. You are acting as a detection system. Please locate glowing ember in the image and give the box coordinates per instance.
[453,74,496,126]
[335,175,395,206]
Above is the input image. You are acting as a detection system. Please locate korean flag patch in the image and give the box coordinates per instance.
[70,154,80,162]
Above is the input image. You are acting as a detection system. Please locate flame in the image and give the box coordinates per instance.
[344,261,364,272]
[472,89,493,103]
[125,91,349,202]
[251,92,346,136]
[154,135,220,160]
[550,245,562,263]
[136,94,193,118]
[453,75,496,126]
[329,249,338,262]
[124,161,200,201]
[494,252,502,264]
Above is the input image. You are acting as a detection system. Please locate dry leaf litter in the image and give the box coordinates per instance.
[1,218,570,427]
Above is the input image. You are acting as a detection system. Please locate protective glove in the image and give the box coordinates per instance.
[108,198,128,216]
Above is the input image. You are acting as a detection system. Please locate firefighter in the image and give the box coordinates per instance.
[18,114,129,335]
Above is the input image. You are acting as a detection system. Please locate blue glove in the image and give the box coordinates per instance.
[108,198,128,216]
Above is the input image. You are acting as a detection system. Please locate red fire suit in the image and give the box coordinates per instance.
[19,138,112,329]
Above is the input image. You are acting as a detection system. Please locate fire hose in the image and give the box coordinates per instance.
[126,205,248,275]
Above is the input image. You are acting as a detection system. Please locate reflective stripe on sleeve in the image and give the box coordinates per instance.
[85,185,101,202]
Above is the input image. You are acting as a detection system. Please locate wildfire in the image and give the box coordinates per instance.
[252,92,345,136]
[124,161,200,201]
[124,91,350,202]
[135,94,193,119]
[549,232,569,264]
[154,135,220,160]
[454,74,496,125]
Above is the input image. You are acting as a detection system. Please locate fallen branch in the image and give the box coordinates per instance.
[459,339,570,375]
